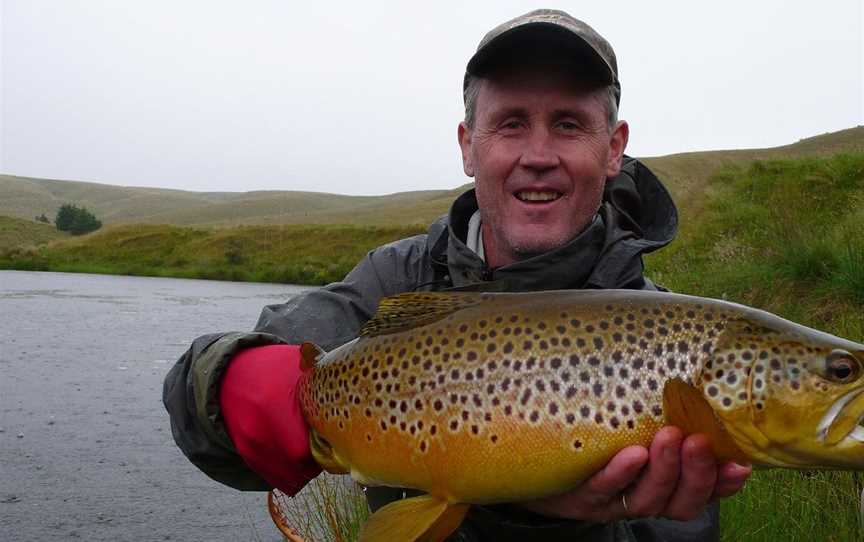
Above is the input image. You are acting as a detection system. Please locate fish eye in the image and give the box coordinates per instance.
[826,350,859,383]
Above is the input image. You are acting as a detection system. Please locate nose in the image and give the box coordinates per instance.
[519,126,560,171]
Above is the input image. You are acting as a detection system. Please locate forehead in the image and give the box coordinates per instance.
[475,64,605,117]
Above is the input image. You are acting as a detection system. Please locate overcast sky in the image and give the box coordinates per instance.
[1,1,861,195]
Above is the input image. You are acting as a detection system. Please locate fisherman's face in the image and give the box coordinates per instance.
[458,65,628,268]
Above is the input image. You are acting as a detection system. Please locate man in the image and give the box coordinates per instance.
[164,9,751,541]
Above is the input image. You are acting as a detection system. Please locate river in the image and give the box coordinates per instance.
[0,270,312,541]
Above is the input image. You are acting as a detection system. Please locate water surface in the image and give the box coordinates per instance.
[0,270,311,541]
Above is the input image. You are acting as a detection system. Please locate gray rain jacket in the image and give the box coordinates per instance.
[163,156,719,541]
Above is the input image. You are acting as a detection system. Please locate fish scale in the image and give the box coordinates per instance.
[295,289,864,541]
[299,290,734,500]
[300,290,864,542]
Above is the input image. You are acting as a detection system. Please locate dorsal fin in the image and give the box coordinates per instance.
[359,292,485,337]
[662,378,749,463]
[299,342,326,371]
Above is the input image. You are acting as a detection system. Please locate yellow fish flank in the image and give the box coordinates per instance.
[296,289,864,542]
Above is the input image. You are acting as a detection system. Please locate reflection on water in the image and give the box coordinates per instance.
[0,270,311,542]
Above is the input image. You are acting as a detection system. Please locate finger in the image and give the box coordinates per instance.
[712,462,752,499]
[583,445,649,506]
[625,426,683,516]
[662,434,717,521]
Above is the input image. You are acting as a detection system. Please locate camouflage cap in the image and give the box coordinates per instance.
[464,9,620,105]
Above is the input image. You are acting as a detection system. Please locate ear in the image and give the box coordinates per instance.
[457,122,474,177]
[605,120,629,178]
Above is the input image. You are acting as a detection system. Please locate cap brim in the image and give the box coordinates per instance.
[466,23,616,86]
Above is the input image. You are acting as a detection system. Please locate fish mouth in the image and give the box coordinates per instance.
[816,387,864,444]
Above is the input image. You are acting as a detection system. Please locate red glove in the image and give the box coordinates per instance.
[219,344,322,495]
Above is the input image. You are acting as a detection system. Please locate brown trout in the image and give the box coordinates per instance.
[296,289,864,542]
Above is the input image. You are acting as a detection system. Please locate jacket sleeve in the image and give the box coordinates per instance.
[162,235,431,490]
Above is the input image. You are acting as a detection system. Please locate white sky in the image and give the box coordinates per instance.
[1,1,862,196]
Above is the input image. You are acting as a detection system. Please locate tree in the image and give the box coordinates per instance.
[54,204,102,235]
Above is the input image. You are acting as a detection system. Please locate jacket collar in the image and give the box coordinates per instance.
[430,156,678,292]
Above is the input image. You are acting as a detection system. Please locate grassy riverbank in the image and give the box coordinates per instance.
[646,152,864,541]
[0,223,426,285]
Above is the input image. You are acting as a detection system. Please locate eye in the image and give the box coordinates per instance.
[826,350,859,383]
[500,120,523,131]
[556,120,580,131]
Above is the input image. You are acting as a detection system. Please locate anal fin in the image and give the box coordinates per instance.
[359,494,469,542]
[663,378,749,463]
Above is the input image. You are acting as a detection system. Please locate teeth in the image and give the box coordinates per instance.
[516,191,560,202]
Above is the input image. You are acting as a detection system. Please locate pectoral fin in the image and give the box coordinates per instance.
[299,342,325,371]
[663,378,749,463]
[359,494,469,542]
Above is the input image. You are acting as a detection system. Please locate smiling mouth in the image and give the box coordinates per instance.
[515,190,562,203]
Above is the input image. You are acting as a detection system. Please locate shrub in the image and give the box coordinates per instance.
[55,204,102,235]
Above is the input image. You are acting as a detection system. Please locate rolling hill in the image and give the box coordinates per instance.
[1,126,861,227]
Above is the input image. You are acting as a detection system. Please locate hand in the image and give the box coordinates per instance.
[220,344,322,495]
[520,426,752,522]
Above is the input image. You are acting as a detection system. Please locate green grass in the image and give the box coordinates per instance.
[0,222,427,285]
[271,477,369,542]
[721,470,864,541]
[0,215,68,251]
[645,151,864,541]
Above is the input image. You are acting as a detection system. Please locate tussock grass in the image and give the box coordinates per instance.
[271,476,369,542]
[0,223,426,285]
[0,215,67,251]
